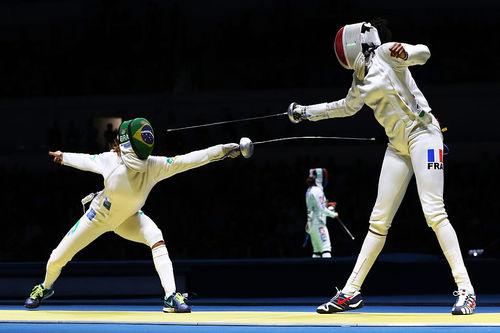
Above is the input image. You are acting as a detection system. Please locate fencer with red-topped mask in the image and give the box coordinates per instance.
[288,20,475,315]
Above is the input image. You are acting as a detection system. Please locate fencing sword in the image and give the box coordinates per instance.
[237,136,375,158]
[165,103,320,132]
[166,112,288,132]
[334,216,355,240]
[301,215,355,247]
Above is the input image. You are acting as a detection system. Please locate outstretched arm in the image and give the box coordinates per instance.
[288,77,364,123]
[50,150,108,174]
[150,143,239,182]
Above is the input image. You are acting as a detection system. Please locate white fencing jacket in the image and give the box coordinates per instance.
[306,43,433,148]
[62,145,226,227]
[306,185,337,227]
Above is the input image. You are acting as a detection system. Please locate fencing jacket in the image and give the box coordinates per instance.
[305,43,433,150]
[62,145,226,228]
[306,185,337,227]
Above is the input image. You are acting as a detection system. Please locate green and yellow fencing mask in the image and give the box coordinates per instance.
[118,118,155,160]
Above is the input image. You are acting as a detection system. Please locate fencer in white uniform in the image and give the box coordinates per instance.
[289,21,476,315]
[305,168,338,258]
[24,118,241,313]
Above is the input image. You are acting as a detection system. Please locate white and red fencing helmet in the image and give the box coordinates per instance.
[333,22,381,69]
[309,168,329,188]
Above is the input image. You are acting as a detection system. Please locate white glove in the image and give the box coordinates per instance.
[222,143,241,158]
[327,206,339,219]
[353,52,366,81]
[287,102,307,123]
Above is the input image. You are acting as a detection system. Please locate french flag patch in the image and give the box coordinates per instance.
[427,149,443,163]
[427,149,444,169]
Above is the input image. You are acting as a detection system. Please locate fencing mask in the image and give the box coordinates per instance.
[118,118,155,160]
[333,22,381,70]
[309,168,329,188]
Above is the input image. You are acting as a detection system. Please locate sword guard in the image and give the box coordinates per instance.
[287,102,302,123]
[239,137,254,158]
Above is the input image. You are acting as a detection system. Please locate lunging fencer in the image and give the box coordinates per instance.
[289,20,476,315]
[24,118,241,313]
[305,168,338,258]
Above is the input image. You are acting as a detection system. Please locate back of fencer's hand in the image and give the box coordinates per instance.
[287,102,307,123]
[222,143,241,158]
[48,151,63,164]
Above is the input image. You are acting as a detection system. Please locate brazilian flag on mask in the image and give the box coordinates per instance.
[118,118,155,160]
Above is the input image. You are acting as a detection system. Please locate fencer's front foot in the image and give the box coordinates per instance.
[163,292,192,313]
[24,284,54,309]
[451,289,476,315]
[287,102,306,123]
[316,289,363,314]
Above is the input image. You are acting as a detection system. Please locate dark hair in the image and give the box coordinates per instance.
[370,18,392,43]
[306,176,315,187]
[111,138,121,156]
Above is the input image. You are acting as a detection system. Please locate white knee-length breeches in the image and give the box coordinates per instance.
[44,211,163,288]
[369,124,448,235]
[308,223,331,254]
[114,212,164,246]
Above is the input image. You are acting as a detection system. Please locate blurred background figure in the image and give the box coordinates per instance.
[103,122,118,150]
[305,168,338,258]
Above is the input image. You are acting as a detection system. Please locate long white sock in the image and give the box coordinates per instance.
[433,221,474,293]
[152,245,176,296]
[342,231,386,295]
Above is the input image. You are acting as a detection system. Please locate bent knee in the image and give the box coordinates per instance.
[428,214,450,231]
[424,209,449,230]
[369,220,390,236]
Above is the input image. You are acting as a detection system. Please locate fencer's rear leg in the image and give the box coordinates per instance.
[342,147,413,295]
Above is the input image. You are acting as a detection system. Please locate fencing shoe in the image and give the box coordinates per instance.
[452,289,476,315]
[163,292,192,313]
[24,284,54,309]
[317,288,364,314]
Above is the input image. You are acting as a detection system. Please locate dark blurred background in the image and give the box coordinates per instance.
[1,0,499,264]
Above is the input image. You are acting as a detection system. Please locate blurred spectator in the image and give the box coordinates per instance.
[103,123,118,150]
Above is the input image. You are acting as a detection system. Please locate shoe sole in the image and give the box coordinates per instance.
[317,300,364,314]
[163,307,191,313]
[452,307,475,315]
